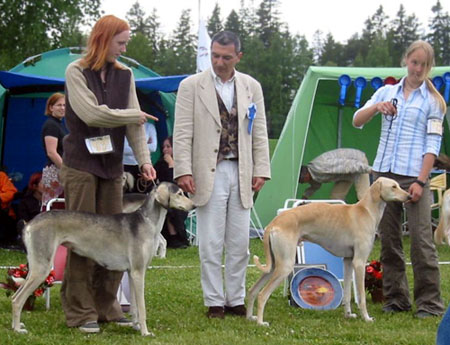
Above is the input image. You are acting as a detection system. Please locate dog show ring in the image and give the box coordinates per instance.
[290,267,343,310]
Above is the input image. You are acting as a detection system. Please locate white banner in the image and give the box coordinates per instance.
[197,19,211,73]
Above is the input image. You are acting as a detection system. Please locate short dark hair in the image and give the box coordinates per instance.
[211,31,241,53]
[299,166,310,183]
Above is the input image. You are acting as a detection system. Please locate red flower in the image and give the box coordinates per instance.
[365,260,383,293]
[1,264,55,302]
[34,288,44,297]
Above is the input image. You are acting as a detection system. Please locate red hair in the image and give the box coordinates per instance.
[45,93,65,116]
[82,15,130,71]
[28,172,42,191]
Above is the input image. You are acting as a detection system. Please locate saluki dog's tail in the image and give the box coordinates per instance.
[253,227,275,274]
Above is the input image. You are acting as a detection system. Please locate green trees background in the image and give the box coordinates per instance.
[1,0,449,137]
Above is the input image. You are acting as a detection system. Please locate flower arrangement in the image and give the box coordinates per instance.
[0,264,55,309]
[365,260,383,294]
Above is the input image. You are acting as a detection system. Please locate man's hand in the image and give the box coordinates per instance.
[140,163,157,181]
[252,177,266,192]
[177,175,196,194]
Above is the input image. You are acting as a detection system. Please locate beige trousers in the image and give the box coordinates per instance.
[196,160,251,307]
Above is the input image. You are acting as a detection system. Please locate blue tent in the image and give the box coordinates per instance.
[0,48,187,190]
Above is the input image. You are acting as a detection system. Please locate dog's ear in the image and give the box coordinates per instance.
[370,178,382,202]
[155,183,170,208]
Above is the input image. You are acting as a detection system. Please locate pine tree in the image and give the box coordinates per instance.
[168,9,196,74]
[126,1,149,36]
[311,30,324,65]
[0,0,101,69]
[207,3,223,37]
[428,0,450,65]
[390,5,420,66]
[125,3,162,70]
[365,32,391,67]
[224,10,243,38]
[255,0,281,47]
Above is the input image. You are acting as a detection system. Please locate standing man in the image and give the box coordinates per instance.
[173,31,271,319]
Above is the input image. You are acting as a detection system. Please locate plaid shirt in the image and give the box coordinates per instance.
[354,77,444,177]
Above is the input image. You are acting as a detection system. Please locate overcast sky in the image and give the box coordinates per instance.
[99,0,450,43]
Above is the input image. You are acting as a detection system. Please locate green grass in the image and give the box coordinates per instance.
[0,237,449,345]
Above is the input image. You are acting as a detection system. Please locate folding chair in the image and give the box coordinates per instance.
[184,206,265,246]
[185,209,198,245]
[430,172,447,228]
[43,198,66,310]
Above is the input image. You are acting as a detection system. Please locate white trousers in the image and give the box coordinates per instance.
[196,160,250,307]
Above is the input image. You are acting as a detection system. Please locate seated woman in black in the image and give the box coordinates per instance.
[17,172,43,224]
[154,137,189,249]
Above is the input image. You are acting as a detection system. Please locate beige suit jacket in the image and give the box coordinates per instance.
[173,69,271,208]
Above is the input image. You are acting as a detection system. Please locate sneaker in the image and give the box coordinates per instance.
[382,305,409,313]
[115,317,134,327]
[79,321,100,333]
[415,311,438,319]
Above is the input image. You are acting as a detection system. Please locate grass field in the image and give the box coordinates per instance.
[0,236,449,345]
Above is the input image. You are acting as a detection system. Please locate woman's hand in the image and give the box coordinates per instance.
[408,182,423,203]
[139,111,158,125]
[140,163,156,181]
[376,101,397,116]
[163,154,174,168]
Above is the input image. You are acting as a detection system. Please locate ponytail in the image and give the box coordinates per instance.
[425,78,447,114]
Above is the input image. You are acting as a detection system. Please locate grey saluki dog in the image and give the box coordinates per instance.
[123,193,167,258]
[11,182,194,336]
[246,177,410,326]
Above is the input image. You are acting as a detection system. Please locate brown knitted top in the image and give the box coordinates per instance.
[63,59,151,179]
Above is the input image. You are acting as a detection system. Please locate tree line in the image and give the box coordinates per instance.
[0,0,449,137]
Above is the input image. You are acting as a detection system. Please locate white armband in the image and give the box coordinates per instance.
[427,118,442,136]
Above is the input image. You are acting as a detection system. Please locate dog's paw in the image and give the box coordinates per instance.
[247,315,257,322]
[14,327,28,334]
[364,316,374,322]
[142,330,155,337]
[132,323,141,331]
[344,312,357,319]
[258,321,270,327]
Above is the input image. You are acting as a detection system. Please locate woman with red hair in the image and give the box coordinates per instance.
[61,15,157,333]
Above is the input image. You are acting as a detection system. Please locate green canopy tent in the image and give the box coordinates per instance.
[254,66,450,227]
[0,47,186,190]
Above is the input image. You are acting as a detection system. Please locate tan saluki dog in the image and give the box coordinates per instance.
[247,177,410,326]
[434,189,450,245]
[11,182,194,336]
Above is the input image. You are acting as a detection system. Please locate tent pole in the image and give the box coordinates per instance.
[0,90,10,165]
[337,107,343,148]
